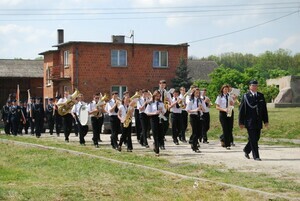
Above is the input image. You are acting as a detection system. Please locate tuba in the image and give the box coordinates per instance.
[92,93,108,117]
[58,88,80,116]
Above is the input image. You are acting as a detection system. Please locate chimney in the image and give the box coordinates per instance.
[112,35,125,43]
[57,29,64,44]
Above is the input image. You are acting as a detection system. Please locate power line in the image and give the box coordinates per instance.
[0,11,295,22]
[0,1,299,11]
[187,10,299,44]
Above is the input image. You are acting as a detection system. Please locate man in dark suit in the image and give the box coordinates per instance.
[1,100,11,134]
[32,97,45,138]
[239,80,269,161]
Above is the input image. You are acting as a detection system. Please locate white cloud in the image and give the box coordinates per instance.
[248,37,278,49]
[280,34,300,49]
[0,0,23,6]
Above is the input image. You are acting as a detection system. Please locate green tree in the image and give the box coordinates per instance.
[171,57,192,89]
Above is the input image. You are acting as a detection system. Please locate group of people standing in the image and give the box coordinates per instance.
[1,79,268,160]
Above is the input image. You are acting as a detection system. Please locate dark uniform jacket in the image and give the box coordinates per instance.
[8,105,22,122]
[32,103,45,120]
[239,91,268,129]
[1,105,10,121]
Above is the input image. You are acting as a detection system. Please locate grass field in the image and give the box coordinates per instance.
[0,107,299,200]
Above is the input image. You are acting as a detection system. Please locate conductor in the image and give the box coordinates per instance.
[239,80,269,161]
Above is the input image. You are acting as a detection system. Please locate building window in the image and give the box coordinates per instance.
[46,67,51,86]
[111,50,127,67]
[153,51,168,68]
[64,50,69,68]
[112,85,127,99]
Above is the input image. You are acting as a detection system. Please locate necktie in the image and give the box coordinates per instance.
[225,95,228,108]
[161,90,164,102]
[175,98,180,108]
[114,101,119,113]
[144,98,147,107]
[196,99,200,116]
[156,101,159,111]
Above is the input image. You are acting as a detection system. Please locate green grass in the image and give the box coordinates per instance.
[199,107,300,141]
[0,141,266,201]
[1,135,299,200]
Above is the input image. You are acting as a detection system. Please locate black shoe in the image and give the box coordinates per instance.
[95,144,99,148]
[65,139,69,142]
[145,145,150,148]
[226,147,231,150]
[50,133,53,135]
[244,151,250,159]
[231,142,235,146]
[160,146,165,150]
[174,141,179,145]
[127,149,132,152]
[254,158,261,161]
[98,139,103,142]
[203,140,209,144]
[117,146,122,152]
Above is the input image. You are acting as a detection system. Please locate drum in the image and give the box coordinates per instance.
[78,104,89,126]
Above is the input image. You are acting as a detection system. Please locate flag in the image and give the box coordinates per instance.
[27,89,31,104]
[16,85,20,104]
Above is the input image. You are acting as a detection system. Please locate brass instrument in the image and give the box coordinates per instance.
[91,93,108,117]
[123,106,134,128]
[57,88,80,116]
[130,91,141,108]
[178,88,192,109]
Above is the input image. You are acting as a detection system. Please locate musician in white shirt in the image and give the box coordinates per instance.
[169,89,182,145]
[117,96,134,152]
[88,93,104,148]
[71,94,88,145]
[186,88,205,153]
[145,90,166,156]
[57,91,73,142]
[200,88,211,144]
[105,91,121,149]
[179,86,188,143]
[137,89,150,148]
[215,84,234,149]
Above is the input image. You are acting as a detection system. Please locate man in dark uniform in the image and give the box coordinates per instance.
[53,96,62,136]
[18,101,29,134]
[32,97,45,138]
[46,98,55,135]
[27,97,35,135]
[1,100,11,134]
[8,99,22,136]
[239,80,269,161]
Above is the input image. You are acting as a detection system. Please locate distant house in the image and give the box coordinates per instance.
[0,59,43,106]
[39,30,188,102]
[187,60,218,81]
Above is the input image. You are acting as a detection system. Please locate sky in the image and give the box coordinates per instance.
[0,0,299,59]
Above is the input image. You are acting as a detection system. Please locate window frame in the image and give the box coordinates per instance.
[153,51,168,68]
[64,50,69,68]
[46,66,51,87]
[111,49,127,67]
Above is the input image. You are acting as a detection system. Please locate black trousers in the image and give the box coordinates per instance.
[10,118,19,136]
[180,110,188,140]
[76,122,88,144]
[190,115,202,150]
[162,110,170,138]
[29,117,35,134]
[18,120,29,134]
[91,116,104,145]
[47,115,54,134]
[62,113,73,141]
[134,109,142,140]
[171,113,182,143]
[109,115,120,149]
[150,115,164,154]
[201,112,210,141]
[119,123,133,150]
[4,120,11,134]
[34,118,44,137]
[54,114,62,135]
[219,111,233,147]
[244,128,261,159]
[139,113,149,146]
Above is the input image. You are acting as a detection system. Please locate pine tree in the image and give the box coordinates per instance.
[171,57,192,89]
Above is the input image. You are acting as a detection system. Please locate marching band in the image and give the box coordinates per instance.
[1,80,249,158]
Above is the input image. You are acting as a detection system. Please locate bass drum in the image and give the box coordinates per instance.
[78,104,89,126]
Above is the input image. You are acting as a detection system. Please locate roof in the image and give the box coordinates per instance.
[0,59,43,78]
[51,41,189,48]
[187,60,218,81]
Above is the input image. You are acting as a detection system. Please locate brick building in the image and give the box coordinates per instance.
[0,59,43,106]
[39,30,188,102]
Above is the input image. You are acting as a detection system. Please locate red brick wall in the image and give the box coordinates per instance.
[43,42,187,102]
